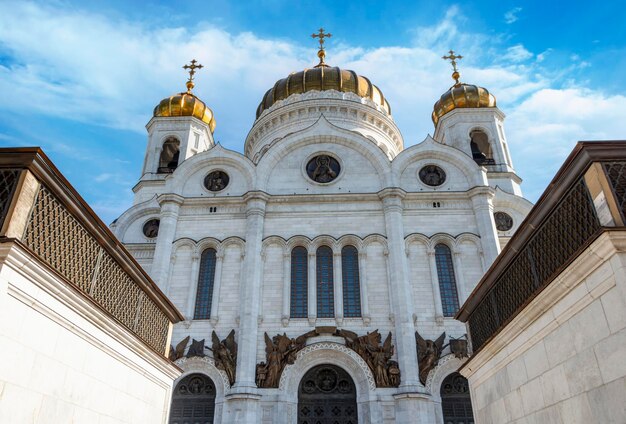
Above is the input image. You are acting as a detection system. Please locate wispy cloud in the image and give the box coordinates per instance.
[503,44,533,62]
[504,7,522,24]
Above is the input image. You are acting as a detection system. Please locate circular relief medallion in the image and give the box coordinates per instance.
[494,211,513,231]
[142,219,160,238]
[419,165,446,186]
[315,368,338,392]
[306,155,340,183]
[204,170,229,192]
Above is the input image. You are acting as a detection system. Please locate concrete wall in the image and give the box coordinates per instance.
[461,232,626,423]
[0,243,180,424]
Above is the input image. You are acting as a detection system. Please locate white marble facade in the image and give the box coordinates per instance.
[112,70,532,423]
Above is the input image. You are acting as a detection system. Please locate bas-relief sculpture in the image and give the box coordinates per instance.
[336,329,400,388]
[415,331,446,385]
[168,331,238,385]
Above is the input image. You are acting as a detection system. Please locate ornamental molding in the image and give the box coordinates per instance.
[278,342,376,391]
[425,354,466,395]
[175,356,232,394]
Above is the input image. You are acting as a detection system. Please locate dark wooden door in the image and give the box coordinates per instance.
[169,373,216,424]
[298,364,358,424]
[441,372,474,424]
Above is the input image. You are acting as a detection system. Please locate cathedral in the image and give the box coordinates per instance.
[111,31,532,423]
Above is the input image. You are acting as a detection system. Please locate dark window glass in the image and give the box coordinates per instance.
[290,246,308,318]
[316,246,334,318]
[341,245,361,317]
[440,372,474,424]
[194,248,217,319]
[435,244,460,317]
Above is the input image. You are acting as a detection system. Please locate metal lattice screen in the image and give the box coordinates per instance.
[604,161,626,222]
[0,169,20,230]
[22,186,169,352]
[468,178,601,351]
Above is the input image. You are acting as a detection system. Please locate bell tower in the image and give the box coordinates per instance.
[432,51,521,195]
[141,59,216,179]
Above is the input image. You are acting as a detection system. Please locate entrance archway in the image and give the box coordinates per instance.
[169,373,216,424]
[298,364,358,424]
[441,372,474,424]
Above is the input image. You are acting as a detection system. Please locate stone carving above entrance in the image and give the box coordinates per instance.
[335,329,400,387]
[209,330,237,386]
[257,330,318,388]
[419,165,446,186]
[204,170,229,192]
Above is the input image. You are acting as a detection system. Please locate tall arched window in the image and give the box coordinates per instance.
[470,129,493,166]
[341,245,361,317]
[290,246,308,318]
[435,244,460,317]
[316,246,334,318]
[194,248,217,319]
[158,138,180,173]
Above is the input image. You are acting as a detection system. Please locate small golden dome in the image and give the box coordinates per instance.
[153,91,216,133]
[431,83,496,126]
[256,66,391,118]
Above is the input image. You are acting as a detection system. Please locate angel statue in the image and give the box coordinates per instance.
[336,329,398,387]
[415,331,446,385]
[258,330,317,388]
[168,336,190,361]
[209,330,237,386]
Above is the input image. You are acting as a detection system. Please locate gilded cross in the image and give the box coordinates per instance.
[183,59,203,92]
[442,50,463,84]
[311,27,332,49]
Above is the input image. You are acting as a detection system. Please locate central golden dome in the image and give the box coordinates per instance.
[256,66,391,118]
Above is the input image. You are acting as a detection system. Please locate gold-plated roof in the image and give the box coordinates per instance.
[432,83,496,126]
[432,50,496,126]
[256,66,391,118]
[153,92,216,132]
[153,59,216,132]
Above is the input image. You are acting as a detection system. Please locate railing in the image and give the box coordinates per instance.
[0,149,183,355]
[457,142,626,354]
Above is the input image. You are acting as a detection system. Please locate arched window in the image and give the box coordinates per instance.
[194,248,217,319]
[158,138,180,173]
[316,246,334,318]
[169,373,216,424]
[290,246,308,318]
[470,129,493,166]
[341,245,361,317]
[435,244,460,317]
[441,372,474,423]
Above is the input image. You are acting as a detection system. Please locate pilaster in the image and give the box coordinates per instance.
[151,194,184,288]
[469,187,500,267]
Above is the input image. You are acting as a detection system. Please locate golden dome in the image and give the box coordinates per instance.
[153,91,216,133]
[432,83,496,126]
[256,66,391,118]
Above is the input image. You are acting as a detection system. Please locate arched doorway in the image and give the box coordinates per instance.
[169,373,216,424]
[441,372,474,424]
[298,364,358,424]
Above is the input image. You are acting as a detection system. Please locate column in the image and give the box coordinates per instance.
[282,252,290,326]
[469,187,500,267]
[333,251,343,324]
[428,249,444,324]
[307,251,316,325]
[151,194,184,288]
[453,251,468,305]
[358,251,370,325]
[210,251,224,324]
[226,192,267,421]
[377,189,421,390]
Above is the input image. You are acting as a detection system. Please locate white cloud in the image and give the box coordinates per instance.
[503,44,533,62]
[504,7,523,24]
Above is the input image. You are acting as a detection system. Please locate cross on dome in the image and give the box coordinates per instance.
[442,50,463,85]
[311,27,332,68]
[182,59,203,92]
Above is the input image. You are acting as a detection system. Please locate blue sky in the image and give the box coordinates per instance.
[1,0,625,223]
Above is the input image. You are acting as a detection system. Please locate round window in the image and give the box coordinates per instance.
[419,165,446,186]
[494,212,513,231]
[306,155,340,183]
[142,219,160,238]
[204,170,229,192]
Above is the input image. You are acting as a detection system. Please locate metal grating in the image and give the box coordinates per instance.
[604,161,626,222]
[22,186,170,353]
[0,170,21,232]
[468,178,601,351]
